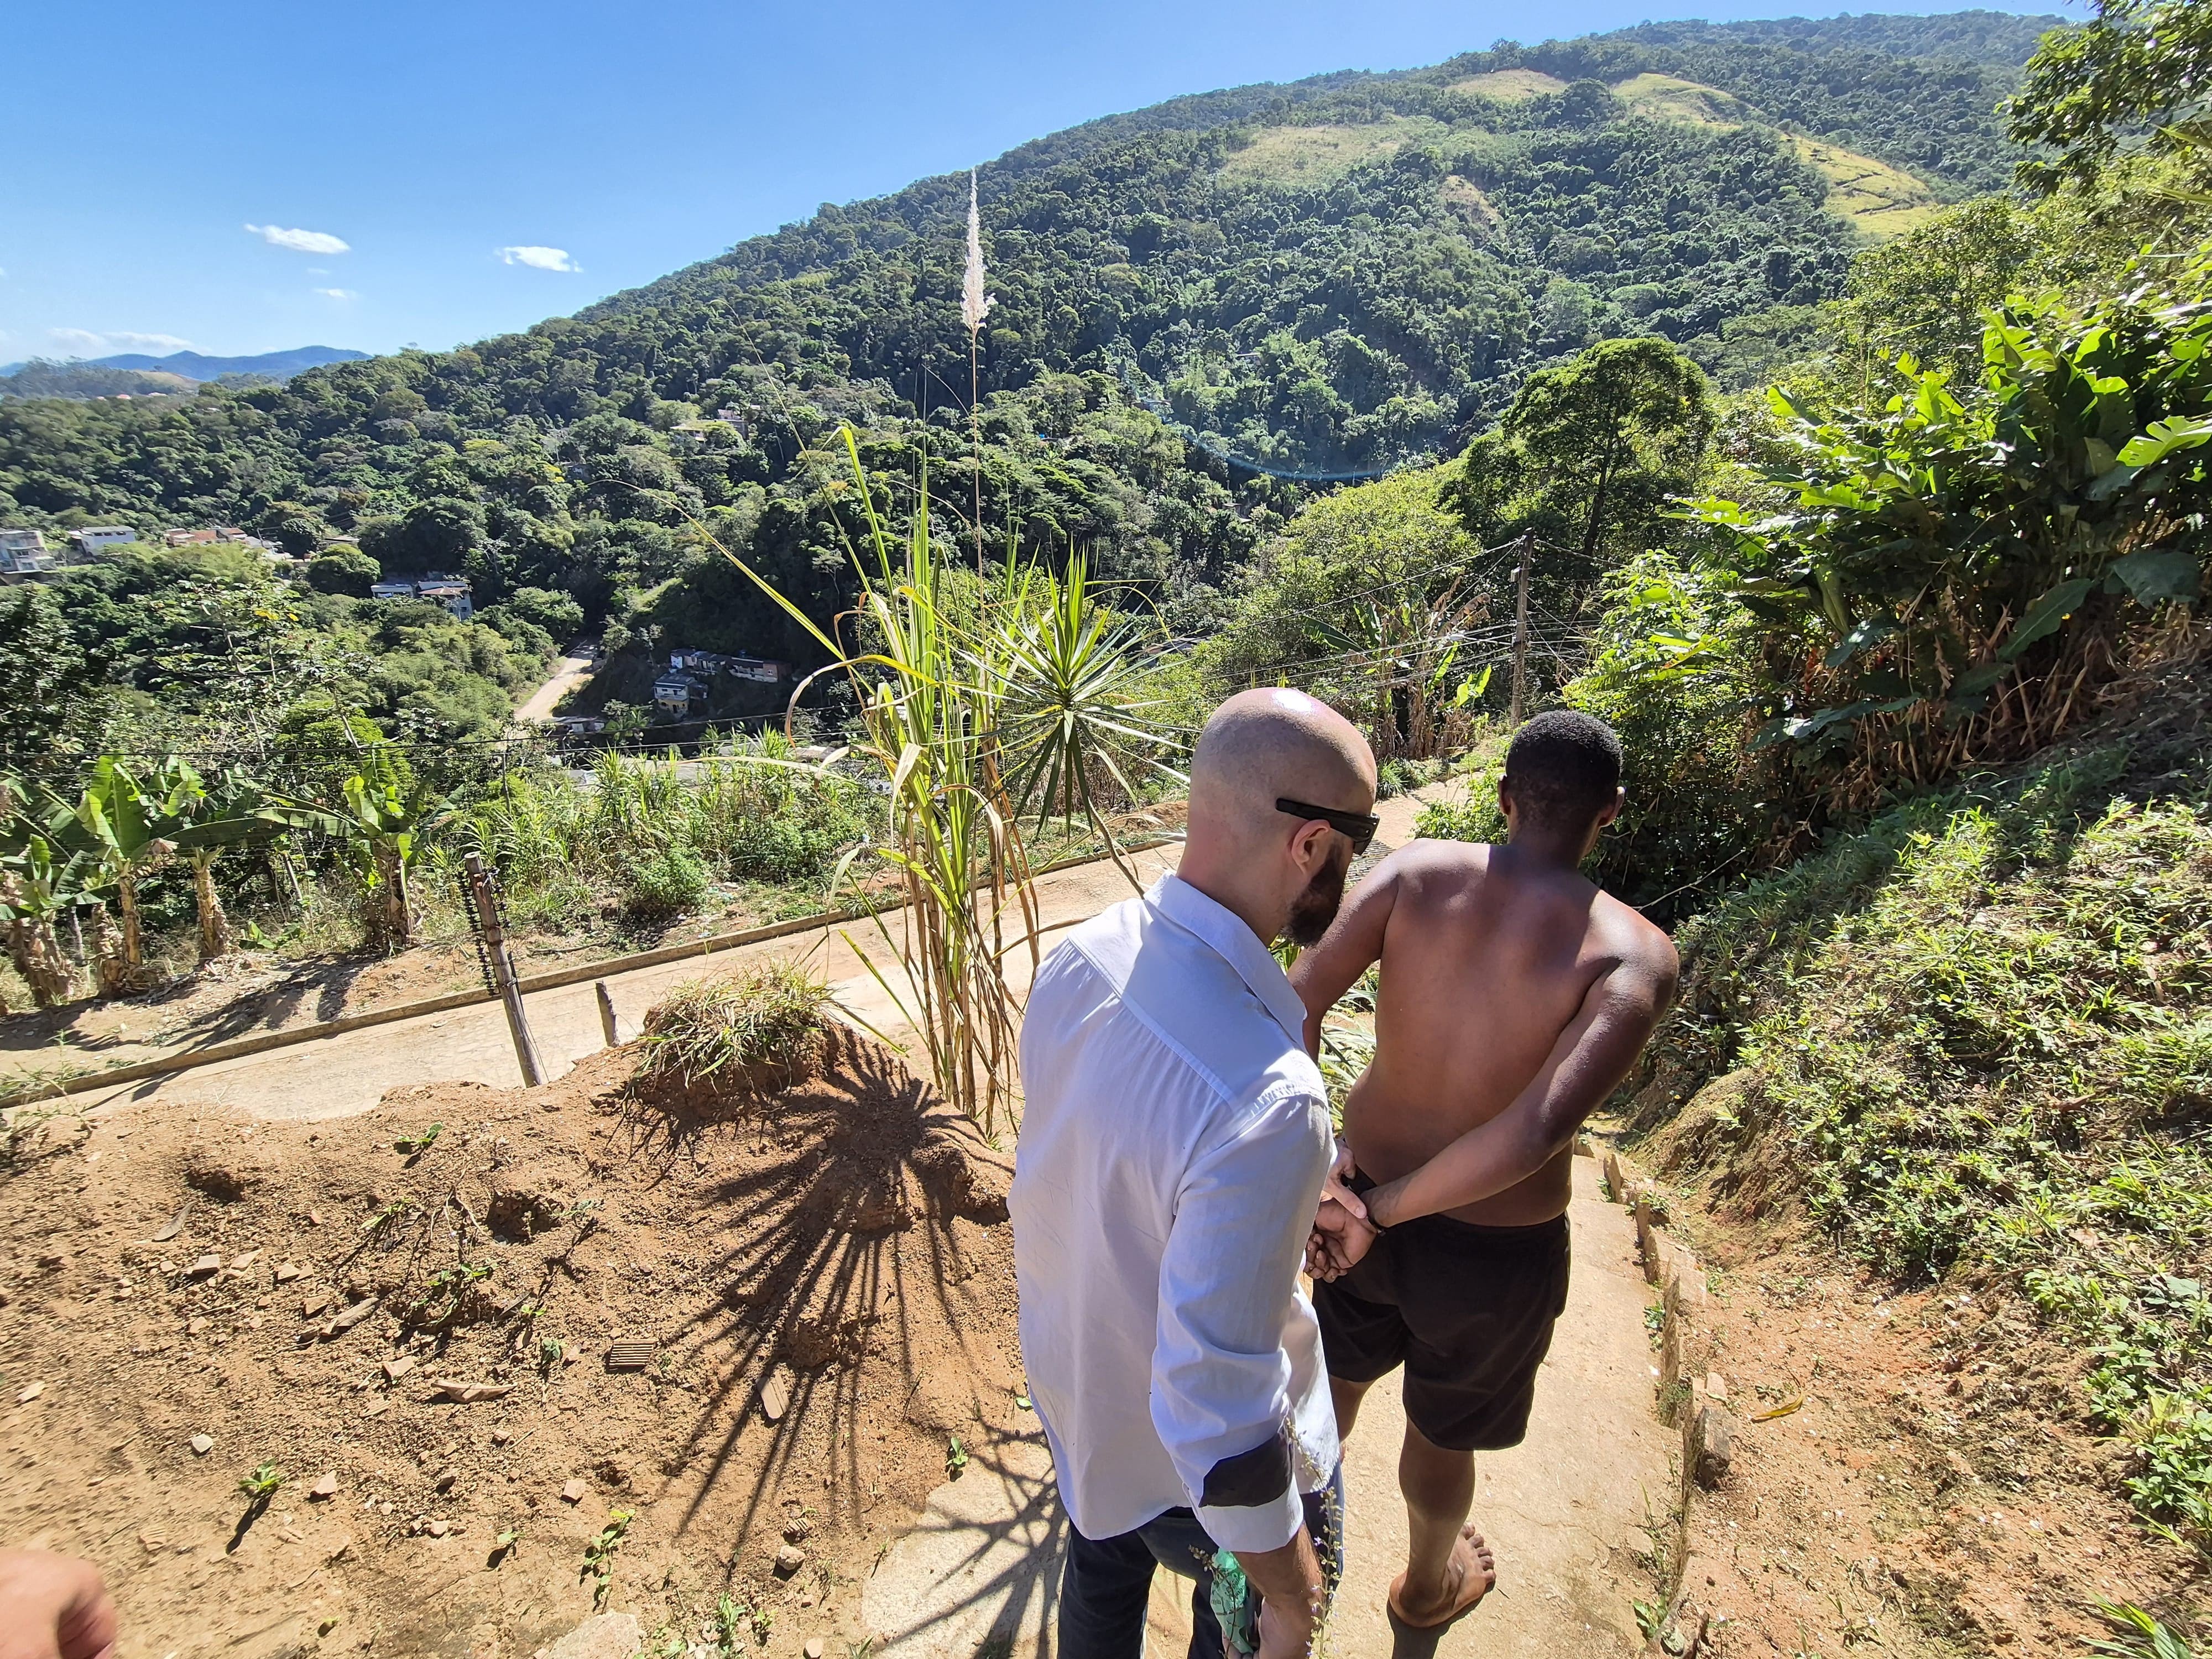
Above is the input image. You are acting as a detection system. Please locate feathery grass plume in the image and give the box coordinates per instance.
[962,170,993,337]
[963,169,993,574]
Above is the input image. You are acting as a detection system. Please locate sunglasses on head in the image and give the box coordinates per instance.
[1276,797,1380,855]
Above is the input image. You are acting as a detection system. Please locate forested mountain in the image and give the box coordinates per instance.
[0,11,2058,753]
[0,347,367,395]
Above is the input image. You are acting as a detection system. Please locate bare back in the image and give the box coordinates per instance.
[1297,839,1674,1227]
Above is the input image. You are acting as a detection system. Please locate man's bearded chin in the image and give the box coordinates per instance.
[1285,842,1353,947]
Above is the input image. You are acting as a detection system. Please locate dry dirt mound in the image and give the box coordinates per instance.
[0,1025,1025,1659]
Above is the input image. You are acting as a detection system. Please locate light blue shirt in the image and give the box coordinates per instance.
[1011,872,1338,1553]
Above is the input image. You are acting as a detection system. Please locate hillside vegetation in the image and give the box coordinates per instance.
[0,14,2055,770]
[1629,680,2212,1566]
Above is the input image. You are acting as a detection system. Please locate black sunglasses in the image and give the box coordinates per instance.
[1276,797,1380,855]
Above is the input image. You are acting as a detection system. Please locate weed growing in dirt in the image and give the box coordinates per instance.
[362,1199,413,1234]
[945,1435,969,1479]
[393,1123,444,1155]
[634,964,829,1100]
[237,1462,285,1500]
[582,1508,633,1609]
[712,1593,745,1657]
[413,1260,493,1327]
[1632,743,2212,1555]
[2091,1601,2195,1659]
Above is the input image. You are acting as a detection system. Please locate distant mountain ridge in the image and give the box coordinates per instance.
[0,346,367,384]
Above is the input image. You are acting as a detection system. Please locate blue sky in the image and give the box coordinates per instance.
[1,0,2062,364]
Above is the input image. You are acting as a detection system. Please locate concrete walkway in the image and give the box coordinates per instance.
[861,1158,1667,1659]
[64,843,1180,1124]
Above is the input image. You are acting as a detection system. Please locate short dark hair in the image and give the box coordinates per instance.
[1503,710,1623,827]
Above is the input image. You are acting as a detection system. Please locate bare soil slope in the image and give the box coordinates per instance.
[0,1026,1024,1658]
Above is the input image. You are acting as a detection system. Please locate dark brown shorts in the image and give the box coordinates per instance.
[1313,1198,1571,1453]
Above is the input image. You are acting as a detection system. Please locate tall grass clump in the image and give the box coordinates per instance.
[718,427,1180,1131]
[633,963,831,1105]
[452,728,876,925]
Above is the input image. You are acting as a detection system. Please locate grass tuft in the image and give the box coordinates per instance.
[633,963,831,1103]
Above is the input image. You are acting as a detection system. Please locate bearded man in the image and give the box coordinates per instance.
[1011,688,1379,1659]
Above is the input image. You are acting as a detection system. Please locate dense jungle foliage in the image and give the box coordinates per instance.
[0,13,2056,768]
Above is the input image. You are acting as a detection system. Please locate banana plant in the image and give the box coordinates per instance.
[170,767,298,963]
[56,757,200,989]
[332,773,426,953]
[0,827,91,1009]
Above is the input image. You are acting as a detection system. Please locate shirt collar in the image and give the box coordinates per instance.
[1146,872,1309,1046]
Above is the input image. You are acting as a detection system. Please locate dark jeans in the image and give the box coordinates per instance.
[1057,1469,1344,1659]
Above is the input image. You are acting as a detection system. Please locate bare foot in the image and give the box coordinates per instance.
[1387,1524,1495,1630]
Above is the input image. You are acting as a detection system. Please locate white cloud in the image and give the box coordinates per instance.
[245,223,350,255]
[47,327,192,356]
[314,287,359,300]
[498,244,580,273]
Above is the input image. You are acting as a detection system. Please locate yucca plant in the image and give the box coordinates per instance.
[993,550,1186,882]
[716,427,1177,1131]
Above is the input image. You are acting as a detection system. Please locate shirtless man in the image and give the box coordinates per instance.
[1289,709,1679,1631]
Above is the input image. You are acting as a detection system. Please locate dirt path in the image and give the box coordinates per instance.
[515,646,596,726]
[56,846,1181,1126]
[862,1157,1670,1658]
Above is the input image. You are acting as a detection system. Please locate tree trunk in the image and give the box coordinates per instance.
[8,918,73,1008]
[89,907,128,999]
[117,871,144,980]
[192,853,233,963]
[364,842,413,953]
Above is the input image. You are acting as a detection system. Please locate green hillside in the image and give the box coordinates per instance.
[0,12,2059,757]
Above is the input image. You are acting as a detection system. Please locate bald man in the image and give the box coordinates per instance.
[1012,689,1379,1659]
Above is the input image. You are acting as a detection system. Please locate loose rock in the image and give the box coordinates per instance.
[560,1478,588,1504]
[187,1255,222,1279]
[309,1471,340,1500]
[773,1545,806,1577]
[14,1382,43,1405]
[541,1613,643,1659]
[189,1434,213,1455]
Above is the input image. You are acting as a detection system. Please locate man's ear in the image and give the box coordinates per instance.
[1594,786,1625,830]
[1289,817,1334,874]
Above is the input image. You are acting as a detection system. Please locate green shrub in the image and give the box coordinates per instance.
[615,843,708,919]
[306,549,380,597]
[1415,784,1504,846]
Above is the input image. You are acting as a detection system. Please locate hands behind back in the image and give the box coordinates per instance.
[1305,1145,1376,1282]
